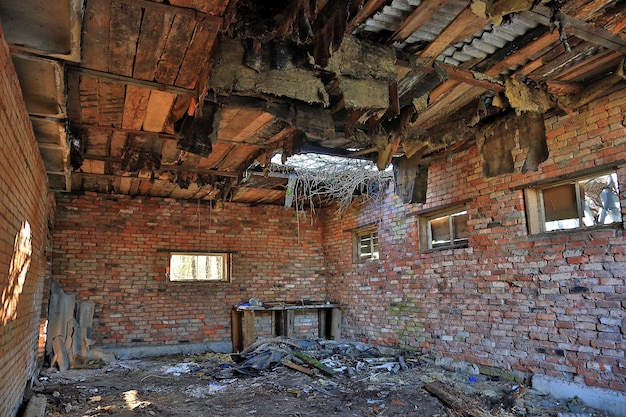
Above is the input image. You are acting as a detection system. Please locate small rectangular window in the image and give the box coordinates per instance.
[417,206,469,251]
[169,252,230,282]
[427,210,468,249]
[525,172,622,234]
[353,227,379,261]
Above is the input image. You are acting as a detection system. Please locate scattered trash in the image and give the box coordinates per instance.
[34,338,620,417]
[163,362,200,376]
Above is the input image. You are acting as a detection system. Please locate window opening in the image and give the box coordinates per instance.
[427,210,469,249]
[533,172,621,233]
[169,252,230,282]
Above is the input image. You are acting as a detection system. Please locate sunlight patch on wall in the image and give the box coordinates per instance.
[1,221,32,325]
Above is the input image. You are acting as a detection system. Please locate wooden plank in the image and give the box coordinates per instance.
[231,310,243,353]
[108,1,142,77]
[68,66,197,96]
[84,128,111,157]
[66,72,82,122]
[110,131,128,157]
[82,0,110,72]
[347,0,388,32]
[81,159,106,174]
[415,84,485,129]
[284,310,295,339]
[243,310,256,348]
[79,76,100,125]
[486,31,560,76]
[175,15,221,89]
[318,309,328,339]
[122,85,151,130]
[143,90,177,132]
[219,109,274,142]
[155,14,195,85]
[292,352,336,376]
[525,41,594,81]
[330,308,342,340]
[133,9,175,80]
[98,81,125,128]
[129,178,141,195]
[418,8,488,61]
[169,0,230,16]
[556,49,622,82]
[561,0,610,20]
[391,0,448,44]
[524,7,626,55]
[119,176,132,194]
[283,360,315,376]
[424,381,494,417]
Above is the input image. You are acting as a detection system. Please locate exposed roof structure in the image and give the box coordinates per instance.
[2,0,626,205]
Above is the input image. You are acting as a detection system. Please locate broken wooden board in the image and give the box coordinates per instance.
[108,1,142,77]
[394,155,428,204]
[292,351,336,376]
[175,14,221,89]
[133,9,174,81]
[218,107,275,142]
[424,380,495,417]
[283,360,315,376]
[143,90,177,132]
[121,85,151,130]
[81,0,110,72]
[155,14,196,84]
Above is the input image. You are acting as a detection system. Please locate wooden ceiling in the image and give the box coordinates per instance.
[3,0,626,205]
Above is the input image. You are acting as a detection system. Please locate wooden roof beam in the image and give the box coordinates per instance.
[82,154,241,177]
[68,66,198,96]
[522,6,626,55]
[398,59,505,92]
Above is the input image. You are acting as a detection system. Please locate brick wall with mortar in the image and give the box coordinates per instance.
[0,25,51,417]
[323,88,626,392]
[51,194,328,347]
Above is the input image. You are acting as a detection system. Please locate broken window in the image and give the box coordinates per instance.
[168,252,230,282]
[418,207,469,250]
[524,172,622,234]
[354,227,379,261]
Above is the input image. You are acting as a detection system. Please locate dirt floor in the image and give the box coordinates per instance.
[31,339,618,417]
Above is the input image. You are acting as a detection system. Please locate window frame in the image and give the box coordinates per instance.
[524,171,622,235]
[168,251,231,283]
[353,226,379,262]
[418,205,469,251]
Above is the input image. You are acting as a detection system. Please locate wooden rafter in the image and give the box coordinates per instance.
[523,7,626,55]
[390,0,449,44]
[68,66,197,96]
[416,7,488,62]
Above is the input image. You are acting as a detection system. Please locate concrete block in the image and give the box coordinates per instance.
[532,374,626,417]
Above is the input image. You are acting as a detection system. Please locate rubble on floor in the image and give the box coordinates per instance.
[32,338,619,417]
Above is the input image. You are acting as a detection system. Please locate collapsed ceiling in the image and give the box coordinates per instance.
[2,0,626,205]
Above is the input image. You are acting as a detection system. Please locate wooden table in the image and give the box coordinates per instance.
[231,302,343,352]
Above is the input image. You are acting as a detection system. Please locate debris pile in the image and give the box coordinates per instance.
[32,338,621,417]
[226,337,411,380]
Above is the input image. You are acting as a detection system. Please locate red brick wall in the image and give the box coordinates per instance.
[0,26,51,417]
[324,89,626,392]
[52,194,327,346]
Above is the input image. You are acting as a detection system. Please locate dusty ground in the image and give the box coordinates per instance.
[31,340,617,417]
